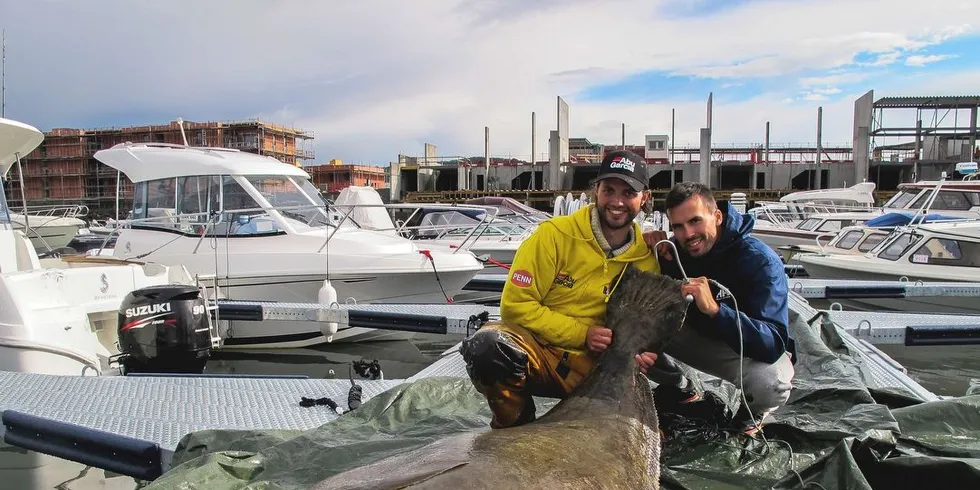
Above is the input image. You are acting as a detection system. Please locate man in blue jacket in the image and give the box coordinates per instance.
[640,181,795,437]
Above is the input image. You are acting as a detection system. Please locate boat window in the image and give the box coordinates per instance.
[132,178,179,231]
[883,190,919,209]
[797,218,822,231]
[967,192,980,207]
[858,233,886,252]
[221,177,280,236]
[835,230,863,250]
[878,233,921,261]
[934,191,972,211]
[910,190,974,211]
[910,238,980,267]
[176,176,222,234]
[131,183,147,221]
[816,219,865,232]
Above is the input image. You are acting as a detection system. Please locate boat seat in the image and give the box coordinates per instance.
[145,207,179,230]
[0,230,42,273]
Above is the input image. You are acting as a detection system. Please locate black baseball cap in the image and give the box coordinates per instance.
[591,150,648,192]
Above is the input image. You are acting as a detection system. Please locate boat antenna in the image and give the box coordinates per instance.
[176,117,189,146]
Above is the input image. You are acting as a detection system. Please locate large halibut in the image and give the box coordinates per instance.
[312,266,687,489]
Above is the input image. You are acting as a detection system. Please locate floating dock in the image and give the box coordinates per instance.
[0,294,939,482]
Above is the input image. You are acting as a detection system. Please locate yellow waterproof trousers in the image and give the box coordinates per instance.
[459,321,596,429]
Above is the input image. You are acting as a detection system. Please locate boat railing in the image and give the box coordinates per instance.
[322,201,509,254]
[16,204,90,219]
[815,231,838,253]
[91,200,523,257]
[751,201,879,228]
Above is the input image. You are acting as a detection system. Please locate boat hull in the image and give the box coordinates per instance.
[0,341,99,376]
[797,255,980,314]
[111,227,484,348]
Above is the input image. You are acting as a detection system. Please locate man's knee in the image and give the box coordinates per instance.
[742,357,794,412]
[743,379,792,411]
[460,328,529,386]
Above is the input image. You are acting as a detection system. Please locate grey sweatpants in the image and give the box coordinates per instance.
[647,326,795,417]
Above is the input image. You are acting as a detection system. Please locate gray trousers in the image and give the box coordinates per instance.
[647,326,795,417]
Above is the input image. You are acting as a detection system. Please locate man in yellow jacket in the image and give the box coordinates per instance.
[460,150,661,429]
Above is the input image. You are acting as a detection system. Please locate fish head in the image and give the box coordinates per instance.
[606,264,688,355]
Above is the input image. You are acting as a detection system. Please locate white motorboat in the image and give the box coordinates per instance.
[796,220,980,313]
[0,117,198,376]
[754,180,980,255]
[754,211,875,258]
[8,209,86,251]
[94,143,485,348]
[749,182,878,227]
[332,187,533,270]
[779,211,968,261]
[780,223,894,259]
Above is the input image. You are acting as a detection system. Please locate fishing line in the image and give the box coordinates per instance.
[655,239,824,490]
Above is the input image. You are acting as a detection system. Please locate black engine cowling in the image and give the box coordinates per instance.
[117,284,212,374]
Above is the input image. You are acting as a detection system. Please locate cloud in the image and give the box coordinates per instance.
[799,72,873,87]
[868,51,903,66]
[1,0,978,166]
[905,54,957,66]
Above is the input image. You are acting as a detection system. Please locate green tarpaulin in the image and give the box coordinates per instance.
[143,311,980,490]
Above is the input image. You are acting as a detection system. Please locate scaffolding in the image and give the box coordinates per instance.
[2,119,316,218]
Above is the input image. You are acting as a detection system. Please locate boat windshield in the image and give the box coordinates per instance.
[877,232,922,261]
[415,210,528,239]
[908,189,979,212]
[244,175,341,230]
[130,174,349,236]
[882,189,920,210]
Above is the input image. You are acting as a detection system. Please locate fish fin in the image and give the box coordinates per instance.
[392,462,470,489]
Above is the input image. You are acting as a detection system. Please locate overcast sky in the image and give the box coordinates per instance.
[2,0,978,166]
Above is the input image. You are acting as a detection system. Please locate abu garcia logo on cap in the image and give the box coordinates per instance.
[608,156,635,172]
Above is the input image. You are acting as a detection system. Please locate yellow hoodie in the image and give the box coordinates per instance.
[500,204,660,353]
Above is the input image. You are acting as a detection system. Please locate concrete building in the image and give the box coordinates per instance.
[3,119,314,217]
[384,92,980,204]
[858,94,980,186]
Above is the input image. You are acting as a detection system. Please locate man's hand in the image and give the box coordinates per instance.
[634,352,658,374]
[642,230,673,261]
[682,277,720,317]
[586,326,613,353]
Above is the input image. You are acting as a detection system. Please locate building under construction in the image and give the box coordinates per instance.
[3,119,314,218]
[305,160,388,198]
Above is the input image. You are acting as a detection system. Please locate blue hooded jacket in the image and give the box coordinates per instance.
[659,201,796,365]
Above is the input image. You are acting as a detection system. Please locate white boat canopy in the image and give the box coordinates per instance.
[94,143,311,183]
[0,118,44,177]
[778,182,877,206]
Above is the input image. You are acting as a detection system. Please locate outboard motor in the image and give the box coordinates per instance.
[117,284,212,374]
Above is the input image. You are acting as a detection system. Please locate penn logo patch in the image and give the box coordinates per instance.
[511,270,533,288]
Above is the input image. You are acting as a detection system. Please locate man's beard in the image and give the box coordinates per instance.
[683,234,710,256]
[598,204,636,230]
